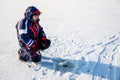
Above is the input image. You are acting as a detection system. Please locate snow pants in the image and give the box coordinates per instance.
[18,39,51,62]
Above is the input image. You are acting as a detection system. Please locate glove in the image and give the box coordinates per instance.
[41,38,47,47]
[41,39,51,50]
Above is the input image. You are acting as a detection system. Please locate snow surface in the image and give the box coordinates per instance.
[0,0,120,80]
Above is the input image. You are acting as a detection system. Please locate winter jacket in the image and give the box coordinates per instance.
[16,6,46,50]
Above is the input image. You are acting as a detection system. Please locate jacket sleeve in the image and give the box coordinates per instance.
[39,26,47,41]
[17,19,36,49]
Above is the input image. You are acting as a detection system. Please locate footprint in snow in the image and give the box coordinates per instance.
[33,77,40,80]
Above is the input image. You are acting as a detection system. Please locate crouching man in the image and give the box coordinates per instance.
[15,6,51,62]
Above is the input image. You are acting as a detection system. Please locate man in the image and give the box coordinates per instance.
[16,6,51,62]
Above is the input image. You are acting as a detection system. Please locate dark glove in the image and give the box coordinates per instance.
[41,39,51,50]
[41,38,47,47]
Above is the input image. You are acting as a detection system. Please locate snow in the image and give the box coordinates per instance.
[0,0,120,80]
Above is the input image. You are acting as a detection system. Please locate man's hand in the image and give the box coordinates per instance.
[42,40,47,47]
[41,38,47,46]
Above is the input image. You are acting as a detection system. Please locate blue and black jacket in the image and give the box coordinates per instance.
[16,6,46,49]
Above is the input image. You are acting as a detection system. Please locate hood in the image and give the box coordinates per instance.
[24,6,41,22]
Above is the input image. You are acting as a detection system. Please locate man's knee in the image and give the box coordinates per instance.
[31,53,42,62]
[27,49,42,62]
